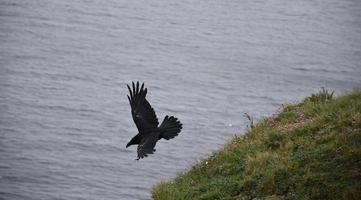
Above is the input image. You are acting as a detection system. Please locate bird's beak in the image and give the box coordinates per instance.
[126,143,130,148]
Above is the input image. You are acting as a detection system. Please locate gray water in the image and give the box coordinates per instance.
[1,0,360,199]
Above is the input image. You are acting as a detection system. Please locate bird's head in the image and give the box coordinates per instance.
[126,134,140,148]
[126,141,132,148]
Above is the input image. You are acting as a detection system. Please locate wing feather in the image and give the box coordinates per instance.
[127,82,159,133]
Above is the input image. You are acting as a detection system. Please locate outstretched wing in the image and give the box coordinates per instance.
[137,132,160,159]
[127,82,159,133]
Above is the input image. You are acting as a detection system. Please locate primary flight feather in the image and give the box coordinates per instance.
[126,82,183,160]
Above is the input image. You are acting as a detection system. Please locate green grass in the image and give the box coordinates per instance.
[152,90,361,200]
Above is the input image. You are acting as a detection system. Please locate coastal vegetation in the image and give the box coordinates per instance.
[152,89,361,200]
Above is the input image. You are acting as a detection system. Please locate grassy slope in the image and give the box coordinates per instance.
[152,90,361,200]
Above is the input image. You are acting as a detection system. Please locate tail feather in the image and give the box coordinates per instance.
[159,115,182,140]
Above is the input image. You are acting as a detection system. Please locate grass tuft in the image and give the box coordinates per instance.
[304,87,334,103]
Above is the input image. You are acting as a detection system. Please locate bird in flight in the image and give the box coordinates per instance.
[126,82,183,160]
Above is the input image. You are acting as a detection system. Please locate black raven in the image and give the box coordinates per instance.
[126,82,183,160]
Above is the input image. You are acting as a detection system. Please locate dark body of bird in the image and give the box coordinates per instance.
[126,82,183,160]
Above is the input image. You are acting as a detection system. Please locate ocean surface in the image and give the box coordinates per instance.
[0,0,360,199]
